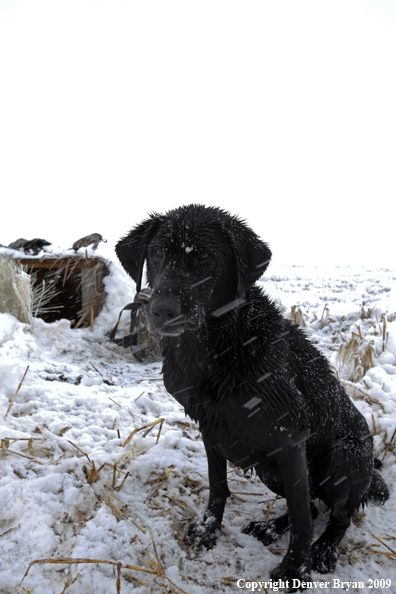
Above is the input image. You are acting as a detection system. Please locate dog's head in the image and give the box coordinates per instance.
[116,204,271,336]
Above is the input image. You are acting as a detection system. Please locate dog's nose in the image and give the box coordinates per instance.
[150,296,182,325]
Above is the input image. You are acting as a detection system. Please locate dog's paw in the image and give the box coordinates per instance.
[311,541,338,573]
[242,520,281,545]
[270,555,311,592]
[183,516,220,550]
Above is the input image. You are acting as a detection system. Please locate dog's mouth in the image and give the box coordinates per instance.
[149,313,201,337]
[148,312,185,336]
[157,314,186,336]
[157,326,185,336]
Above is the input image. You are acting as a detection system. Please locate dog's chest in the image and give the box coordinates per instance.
[162,335,233,432]
[162,334,272,446]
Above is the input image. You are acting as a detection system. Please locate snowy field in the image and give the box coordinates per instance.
[1,260,396,594]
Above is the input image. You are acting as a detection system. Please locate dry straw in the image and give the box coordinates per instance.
[20,536,190,594]
[4,365,29,420]
[31,274,62,319]
[337,312,391,383]
[337,325,376,383]
[341,379,385,412]
[0,256,31,323]
[0,256,62,324]
[123,418,164,448]
[367,534,396,560]
[290,305,306,327]
[382,427,396,461]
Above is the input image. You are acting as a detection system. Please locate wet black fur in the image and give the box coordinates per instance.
[116,204,388,587]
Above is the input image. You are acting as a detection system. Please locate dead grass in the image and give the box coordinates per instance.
[319,303,337,328]
[366,534,396,561]
[21,529,192,594]
[341,380,386,412]
[19,422,194,593]
[31,274,62,319]
[0,256,32,324]
[382,428,396,461]
[0,432,46,464]
[336,310,393,382]
[122,418,164,448]
[337,324,377,382]
[360,306,376,320]
[381,314,389,352]
[4,365,29,419]
[20,557,153,594]
[0,256,63,325]
[290,305,306,327]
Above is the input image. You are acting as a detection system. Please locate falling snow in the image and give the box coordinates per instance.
[243,397,262,410]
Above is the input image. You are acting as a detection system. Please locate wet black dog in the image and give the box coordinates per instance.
[116,204,388,587]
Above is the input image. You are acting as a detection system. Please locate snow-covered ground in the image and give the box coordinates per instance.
[0,260,395,594]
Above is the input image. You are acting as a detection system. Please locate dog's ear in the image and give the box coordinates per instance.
[221,215,271,297]
[116,214,164,289]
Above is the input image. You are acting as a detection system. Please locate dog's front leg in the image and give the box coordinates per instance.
[184,433,230,549]
[270,444,313,589]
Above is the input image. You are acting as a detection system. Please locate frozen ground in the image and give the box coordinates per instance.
[0,261,396,594]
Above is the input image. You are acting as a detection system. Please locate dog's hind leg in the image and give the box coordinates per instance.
[312,444,373,574]
[311,504,351,573]
[184,435,230,549]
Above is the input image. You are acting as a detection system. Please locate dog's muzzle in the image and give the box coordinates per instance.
[149,294,185,335]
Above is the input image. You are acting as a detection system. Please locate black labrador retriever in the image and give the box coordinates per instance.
[116,204,388,587]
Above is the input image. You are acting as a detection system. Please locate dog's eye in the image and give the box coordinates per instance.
[198,252,209,261]
[155,249,164,257]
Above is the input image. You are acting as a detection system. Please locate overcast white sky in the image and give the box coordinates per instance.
[1,0,395,267]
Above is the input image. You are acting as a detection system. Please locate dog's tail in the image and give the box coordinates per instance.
[365,459,389,506]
